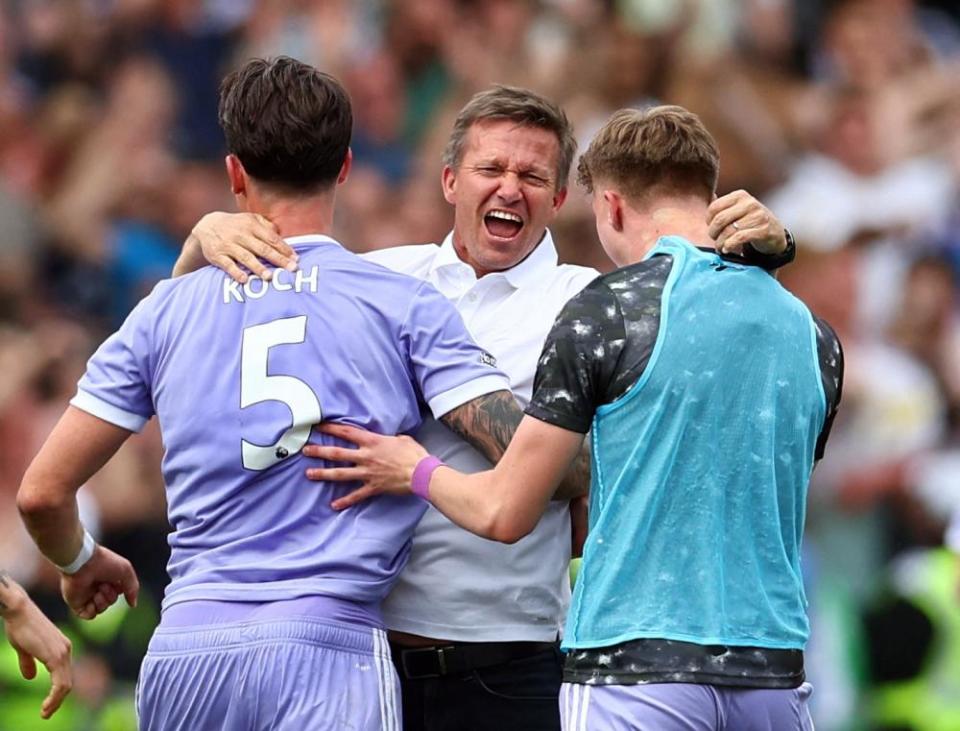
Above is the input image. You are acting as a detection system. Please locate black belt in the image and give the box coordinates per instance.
[390,640,557,680]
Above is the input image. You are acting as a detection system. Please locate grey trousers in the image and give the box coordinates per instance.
[560,681,814,731]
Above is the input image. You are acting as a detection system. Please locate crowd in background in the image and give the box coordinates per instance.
[0,0,958,729]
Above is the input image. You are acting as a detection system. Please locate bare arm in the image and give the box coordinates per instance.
[0,572,72,719]
[439,390,590,499]
[428,416,584,541]
[308,417,585,543]
[18,407,131,565]
[17,407,140,619]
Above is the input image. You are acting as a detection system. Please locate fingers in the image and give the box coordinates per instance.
[40,658,72,719]
[232,223,296,276]
[230,247,276,282]
[196,212,296,268]
[301,445,361,463]
[708,189,778,253]
[122,567,140,609]
[16,647,37,680]
[201,214,298,283]
[213,256,255,285]
[253,214,280,234]
[213,244,298,284]
[706,189,745,226]
[715,229,759,255]
[85,581,122,614]
[304,466,367,482]
[707,198,755,243]
[252,215,297,263]
[70,593,104,619]
[98,583,118,605]
[316,422,378,446]
[331,486,380,511]
[91,590,110,614]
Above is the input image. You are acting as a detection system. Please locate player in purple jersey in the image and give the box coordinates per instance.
[15,57,538,731]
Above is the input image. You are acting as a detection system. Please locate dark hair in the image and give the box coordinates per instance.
[442,85,577,190]
[577,106,719,203]
[218,56,352,191]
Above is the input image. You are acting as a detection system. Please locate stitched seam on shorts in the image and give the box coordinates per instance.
[145,636,375,657]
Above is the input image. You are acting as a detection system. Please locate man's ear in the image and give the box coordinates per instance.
[225,154,246,196]
[441,165,457,205]
[337,149,352,185]
[551,186,568,215]
[603,190,624,232]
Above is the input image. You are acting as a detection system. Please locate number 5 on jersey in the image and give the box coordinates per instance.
[240,316,322,470]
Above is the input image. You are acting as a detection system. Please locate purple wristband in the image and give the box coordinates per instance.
[411,456,444,500]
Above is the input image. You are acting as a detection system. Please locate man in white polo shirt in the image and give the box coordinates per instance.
[176,85,793,731]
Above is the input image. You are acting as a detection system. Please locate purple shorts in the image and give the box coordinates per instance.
[560,681,814,731]
[136,618,399,730]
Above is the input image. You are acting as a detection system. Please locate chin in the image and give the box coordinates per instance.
[482,236,533,260]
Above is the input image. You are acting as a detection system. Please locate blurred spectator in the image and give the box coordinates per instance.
[347,50,413,185]
[139,0,241,159]
[767,86,956,255]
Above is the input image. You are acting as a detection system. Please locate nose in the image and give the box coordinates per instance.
[496,172,522,203]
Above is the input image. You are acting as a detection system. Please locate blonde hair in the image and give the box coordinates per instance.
[577,106,719,203]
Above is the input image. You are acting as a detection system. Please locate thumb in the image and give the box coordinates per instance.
[122,566,140,609]
[16,648,37,680]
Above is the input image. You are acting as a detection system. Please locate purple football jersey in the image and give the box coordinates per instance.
[71,235,507,610]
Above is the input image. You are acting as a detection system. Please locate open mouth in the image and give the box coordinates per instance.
[484,210,524,240]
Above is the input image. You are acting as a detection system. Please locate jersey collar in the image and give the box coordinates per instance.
[283,234,343,249]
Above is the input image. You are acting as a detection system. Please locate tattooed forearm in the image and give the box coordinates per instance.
[441,390,523,465]
[440,390,592,501]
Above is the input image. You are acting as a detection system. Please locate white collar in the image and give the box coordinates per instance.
[283,234,342,249]
[429,230,559,289]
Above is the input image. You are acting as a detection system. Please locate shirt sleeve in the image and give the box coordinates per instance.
[813,315,844,460]
[71,296,156,432]
[525,282,627,433]
[401,281,510,419]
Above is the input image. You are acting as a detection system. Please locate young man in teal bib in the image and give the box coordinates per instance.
[308,105,843,731]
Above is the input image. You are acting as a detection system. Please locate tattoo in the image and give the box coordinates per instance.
[440,390,523,465]
[441,390,592,501]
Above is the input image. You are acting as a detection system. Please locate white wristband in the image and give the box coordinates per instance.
[56,529,96,575]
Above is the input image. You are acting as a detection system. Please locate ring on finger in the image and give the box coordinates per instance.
[731,221,741,231]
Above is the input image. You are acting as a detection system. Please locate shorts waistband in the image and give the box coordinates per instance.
[148,618,385,657]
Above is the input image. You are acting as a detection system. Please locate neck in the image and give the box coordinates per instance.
[620,199,711,264]
[243,187,337,239]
